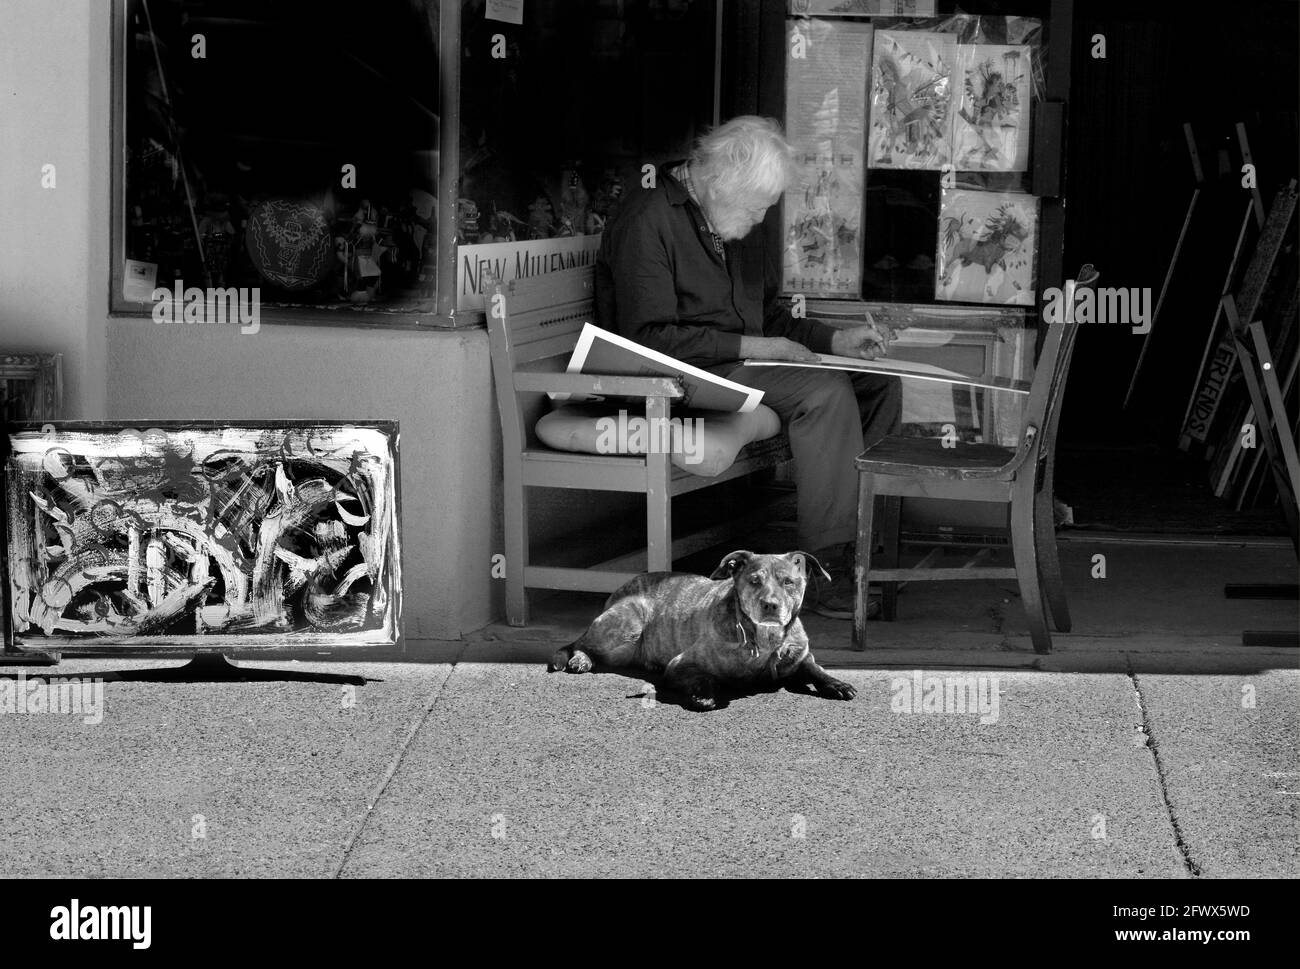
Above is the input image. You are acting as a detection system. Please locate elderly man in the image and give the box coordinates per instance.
[596,115,901,618]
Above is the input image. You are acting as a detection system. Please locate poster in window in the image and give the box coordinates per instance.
[867,29,955,170]
[782,18,871,297]
[935,189,1039,305]
[952,45,1033,172]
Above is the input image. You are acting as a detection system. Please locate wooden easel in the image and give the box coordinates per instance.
[1179,198,1254,452]
[1178,178,1297,454]
[1221,296,1300,546]
[1124,123,1204,409]
[1219,276,1299,648]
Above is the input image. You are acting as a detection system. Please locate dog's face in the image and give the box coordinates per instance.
[710,550,831,651]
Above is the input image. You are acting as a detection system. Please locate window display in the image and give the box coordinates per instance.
[782,17,872,296]
[867,29,957,171]
[115,0,441,315]
[952,45,1033,172]
[936,188,1039,304]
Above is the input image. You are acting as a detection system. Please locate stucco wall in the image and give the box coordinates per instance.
[0,0,108,420]
[106,321,502,641]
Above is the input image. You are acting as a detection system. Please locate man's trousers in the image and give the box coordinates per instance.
[716,364,903,553]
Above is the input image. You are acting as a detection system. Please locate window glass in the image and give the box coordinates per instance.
[456,0,716,244]
[119,0,440,315]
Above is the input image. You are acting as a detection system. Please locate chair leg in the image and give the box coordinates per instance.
[880,495,902,620]
[1010,483,1051,653]
[1035,487,1072,632]
[504,472,529,627]
[853,473,876,650]
[645,397,672,573]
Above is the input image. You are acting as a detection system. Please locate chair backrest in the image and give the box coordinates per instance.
[1018,264,1098,469]
[486,265,597,453]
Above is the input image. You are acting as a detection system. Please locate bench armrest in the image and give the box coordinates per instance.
[513,371,685,399]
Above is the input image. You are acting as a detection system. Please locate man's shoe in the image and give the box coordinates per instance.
[806,544,880,620]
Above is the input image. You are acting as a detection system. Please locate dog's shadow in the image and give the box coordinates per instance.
[612,668,820,712]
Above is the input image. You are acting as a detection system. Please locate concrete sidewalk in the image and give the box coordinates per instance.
[1,541,1295,878]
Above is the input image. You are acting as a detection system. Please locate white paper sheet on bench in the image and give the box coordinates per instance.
[742,354,1031,394]
[561,323,765,413]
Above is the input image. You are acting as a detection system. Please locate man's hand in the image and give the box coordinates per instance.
[831,313,894,361]
[740,336,820,363]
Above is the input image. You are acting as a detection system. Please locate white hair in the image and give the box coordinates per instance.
[690,116,796,203]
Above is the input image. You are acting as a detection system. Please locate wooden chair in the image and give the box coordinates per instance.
[487,265,792,626]
[852,266,1098,653]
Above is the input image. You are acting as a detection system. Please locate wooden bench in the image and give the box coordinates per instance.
[487,265,792,626]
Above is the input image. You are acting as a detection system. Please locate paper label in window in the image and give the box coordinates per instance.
[486,0,524,25]
[123,259,158,302]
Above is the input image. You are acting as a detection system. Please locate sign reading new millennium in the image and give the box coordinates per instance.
[457,235,602,313]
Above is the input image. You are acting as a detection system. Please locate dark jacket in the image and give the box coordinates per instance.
[595,163,837,369]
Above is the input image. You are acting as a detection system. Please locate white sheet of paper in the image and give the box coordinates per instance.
[122,259,158,302]
[486,0,524,25]
[743,353,1030,394]
[563,324,766,412]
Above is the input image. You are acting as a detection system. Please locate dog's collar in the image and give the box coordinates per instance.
[733,595,751,650]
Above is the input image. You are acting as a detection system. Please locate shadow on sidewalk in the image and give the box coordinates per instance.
[0,653,372,686]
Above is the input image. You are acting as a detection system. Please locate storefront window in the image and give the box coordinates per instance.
[114,0,440,317]
[452,0,716,315]
[458,0,715,241]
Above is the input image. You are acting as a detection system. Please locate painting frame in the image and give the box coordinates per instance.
[3,420,403,653]
[0,353,64,424]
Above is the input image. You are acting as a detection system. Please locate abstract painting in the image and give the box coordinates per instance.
[868,30,956,170]
[952,45,1032,172]
[936,189,1039,305]
[782,17,871,296]
[3,422,401,649]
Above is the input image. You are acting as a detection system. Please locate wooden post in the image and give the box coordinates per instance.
[436,0,461,323]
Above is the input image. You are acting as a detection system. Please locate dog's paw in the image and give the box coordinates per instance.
[566,651,594,674]
[819,678,856,701]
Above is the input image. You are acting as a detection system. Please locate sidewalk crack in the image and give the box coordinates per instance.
[331,641,469,878]
[1126,654,1202,876]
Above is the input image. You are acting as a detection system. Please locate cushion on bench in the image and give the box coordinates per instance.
[535,402,782,478]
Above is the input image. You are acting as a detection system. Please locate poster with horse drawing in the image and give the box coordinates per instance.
[3,421,401,649]
[935,189,1039,305]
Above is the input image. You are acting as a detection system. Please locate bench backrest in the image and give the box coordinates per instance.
[486,265,597,452]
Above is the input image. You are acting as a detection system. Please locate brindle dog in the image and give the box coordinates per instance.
[547,550,856,711]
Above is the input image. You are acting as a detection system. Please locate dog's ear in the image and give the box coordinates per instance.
[709,549,754,580]
[788,551,832,583]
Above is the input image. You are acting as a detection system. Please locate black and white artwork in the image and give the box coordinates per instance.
[4,422,401,649]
